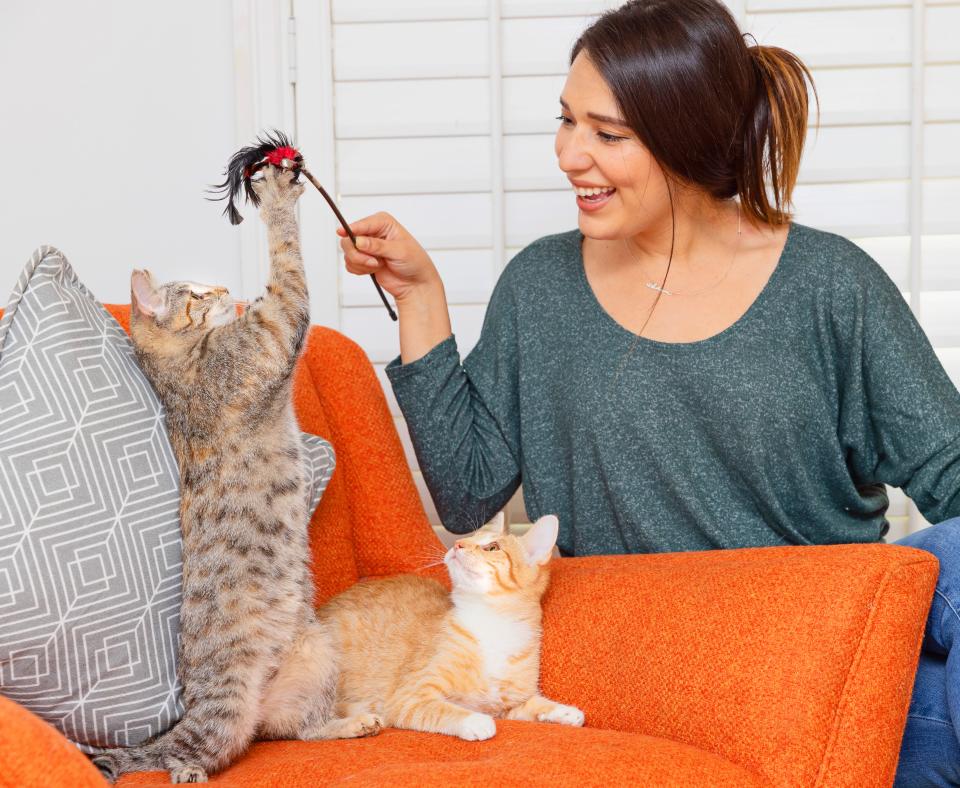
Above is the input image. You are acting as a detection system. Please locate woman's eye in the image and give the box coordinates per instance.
[598,131,627,143]
[482,542,501,552]
[556,114,573,126]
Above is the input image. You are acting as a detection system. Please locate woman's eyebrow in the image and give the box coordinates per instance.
[559,97,629,127]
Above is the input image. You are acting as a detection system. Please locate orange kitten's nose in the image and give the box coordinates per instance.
[454,541,465,550]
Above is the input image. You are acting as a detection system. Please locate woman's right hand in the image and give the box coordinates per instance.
[338,212,440,304]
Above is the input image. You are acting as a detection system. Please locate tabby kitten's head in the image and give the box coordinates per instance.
[444,513,558,599]
[130,269,237,350]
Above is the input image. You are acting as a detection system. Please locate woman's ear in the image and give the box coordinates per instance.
[521,514,559,565]
[131,270,166,319]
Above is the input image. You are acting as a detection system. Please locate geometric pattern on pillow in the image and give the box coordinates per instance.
[301,433,335,518]
[0,247,336,753]
[0,247,184,751]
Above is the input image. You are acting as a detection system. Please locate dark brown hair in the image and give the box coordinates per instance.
[572,0,818,226]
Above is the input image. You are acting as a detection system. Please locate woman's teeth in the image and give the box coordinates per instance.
[574,186,615,199]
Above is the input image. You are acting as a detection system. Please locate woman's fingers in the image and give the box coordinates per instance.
[344,255,380,275]
[341,211,402,242]
[340,234,407,262]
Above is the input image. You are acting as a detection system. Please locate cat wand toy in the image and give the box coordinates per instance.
[210,131,397,321]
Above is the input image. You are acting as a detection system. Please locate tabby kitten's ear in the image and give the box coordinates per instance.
[131,270,167,319]
[521,514,558,566]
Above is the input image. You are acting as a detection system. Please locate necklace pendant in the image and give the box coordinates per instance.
[645,281,672,296]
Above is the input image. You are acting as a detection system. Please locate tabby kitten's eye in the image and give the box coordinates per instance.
[190,293,204,300]
[482,542,501,552]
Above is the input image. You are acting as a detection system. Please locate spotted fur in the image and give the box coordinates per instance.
[316,513,585,741]
[92,167,345,784]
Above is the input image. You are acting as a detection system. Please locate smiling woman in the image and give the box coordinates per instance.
[337,1,960,785]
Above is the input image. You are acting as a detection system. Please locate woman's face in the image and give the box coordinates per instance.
[555,51,670,241]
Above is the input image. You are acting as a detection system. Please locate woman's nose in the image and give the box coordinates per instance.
[555,131,591,175]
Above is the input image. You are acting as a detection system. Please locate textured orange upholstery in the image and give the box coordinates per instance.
[0,695,105,788]
[0,309,938,787]
[117,722,768,787]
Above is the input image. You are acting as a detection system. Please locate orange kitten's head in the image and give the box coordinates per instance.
[130,269,238,353]
[444,513,558,600]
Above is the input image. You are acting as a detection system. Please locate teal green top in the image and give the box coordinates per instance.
[386,223,960,556]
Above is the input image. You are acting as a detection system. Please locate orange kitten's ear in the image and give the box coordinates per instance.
[521,514,558,565]
[131,270,166,319]
[484,511,507,535]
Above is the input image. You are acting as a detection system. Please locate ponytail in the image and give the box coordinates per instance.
[740,44,819,226]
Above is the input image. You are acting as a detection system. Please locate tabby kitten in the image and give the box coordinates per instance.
[317,513,585,741]
[93,167,353,784]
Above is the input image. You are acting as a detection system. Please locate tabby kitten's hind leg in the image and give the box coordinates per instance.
[258,622,339,740]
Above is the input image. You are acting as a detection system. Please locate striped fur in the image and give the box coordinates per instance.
[92,167,340,784]
[316,513,585,742]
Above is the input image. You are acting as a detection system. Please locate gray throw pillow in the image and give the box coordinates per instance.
[0,247,334,751]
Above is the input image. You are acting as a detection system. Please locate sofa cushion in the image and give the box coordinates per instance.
[115,720,768,787]
[0,248,334,751]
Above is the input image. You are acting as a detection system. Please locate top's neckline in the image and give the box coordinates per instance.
[571,221,798,351]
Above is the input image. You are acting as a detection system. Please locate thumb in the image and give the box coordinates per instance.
[353,235,405,260]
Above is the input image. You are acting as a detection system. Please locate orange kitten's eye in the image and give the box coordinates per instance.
[190,293,203,300]
[482,542,500,552]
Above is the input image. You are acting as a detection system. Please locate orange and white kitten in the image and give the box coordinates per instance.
[316,513,584,741]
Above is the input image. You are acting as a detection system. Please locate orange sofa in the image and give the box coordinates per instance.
[0,308,939,787]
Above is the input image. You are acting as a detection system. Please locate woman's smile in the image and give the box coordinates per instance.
[572,183,617,212]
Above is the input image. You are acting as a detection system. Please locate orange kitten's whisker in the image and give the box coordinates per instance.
[413,560,447,571]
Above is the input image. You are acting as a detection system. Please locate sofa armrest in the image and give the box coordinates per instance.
[0,696,107,787]
[539,543,937,788]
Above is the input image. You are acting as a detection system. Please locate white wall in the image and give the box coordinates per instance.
[0,0,243,301]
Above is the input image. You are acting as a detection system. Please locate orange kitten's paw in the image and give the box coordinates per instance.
[539,704,585,727]
[457,712,496,741]
[347,713,383,738]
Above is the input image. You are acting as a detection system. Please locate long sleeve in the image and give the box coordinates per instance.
[386,271,522,533]
[835,242,960,524]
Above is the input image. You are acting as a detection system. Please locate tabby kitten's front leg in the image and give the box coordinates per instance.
[246,165,310,365]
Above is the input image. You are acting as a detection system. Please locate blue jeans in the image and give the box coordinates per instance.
[895,518,960,787]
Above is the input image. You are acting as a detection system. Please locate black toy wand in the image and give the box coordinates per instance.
[210,131,397,321]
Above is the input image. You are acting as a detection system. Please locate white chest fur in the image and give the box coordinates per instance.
[452,600,535,679]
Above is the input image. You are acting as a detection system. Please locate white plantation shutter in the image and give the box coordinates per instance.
[295,0,960,537]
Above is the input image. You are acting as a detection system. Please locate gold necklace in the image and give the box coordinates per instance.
[625,203,742,297]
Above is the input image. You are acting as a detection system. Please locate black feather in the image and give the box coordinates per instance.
[207,130,299,225]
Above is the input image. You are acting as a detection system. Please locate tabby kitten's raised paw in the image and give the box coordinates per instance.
[252,165,305,215]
